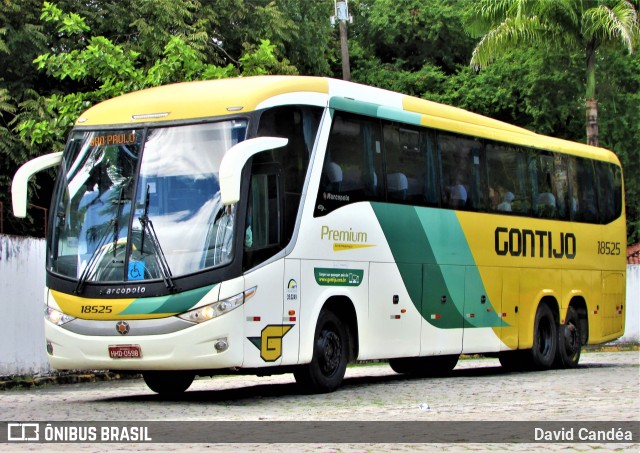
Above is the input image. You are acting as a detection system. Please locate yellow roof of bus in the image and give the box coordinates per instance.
[75,75,620,166]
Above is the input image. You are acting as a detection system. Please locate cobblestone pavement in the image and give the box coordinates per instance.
[1,350,638,452]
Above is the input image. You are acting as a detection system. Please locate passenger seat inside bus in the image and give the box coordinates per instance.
[325,162,343,192]
[387,172,408,201]
[536,192,556,218]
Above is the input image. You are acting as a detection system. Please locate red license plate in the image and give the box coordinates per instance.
[108,345,142,359]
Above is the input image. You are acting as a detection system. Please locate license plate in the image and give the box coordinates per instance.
[108,345,142,359]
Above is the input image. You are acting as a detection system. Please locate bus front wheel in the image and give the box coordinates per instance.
[143,371,195,395]
[294,310,348,394]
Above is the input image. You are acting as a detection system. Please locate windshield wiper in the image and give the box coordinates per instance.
[74,221,114,294]
[139,184,175,291]
[74,184,128,294]
[112,186,126,258]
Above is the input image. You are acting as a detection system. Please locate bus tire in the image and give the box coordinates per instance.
[294,310,348,394]
[555,306,581,368]
[529,303,557,370]
[389,355,459,376]
[143,371,195,395]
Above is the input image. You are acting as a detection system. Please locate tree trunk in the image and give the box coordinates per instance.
[585,39,598,147]
[339,20,350,81]
[586,98,598,147]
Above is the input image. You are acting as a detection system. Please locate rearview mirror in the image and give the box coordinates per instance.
[219,137,288,205]
[12,151,63,218]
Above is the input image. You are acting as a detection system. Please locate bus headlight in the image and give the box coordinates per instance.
[45,306,75,326]
[178,292,245,324]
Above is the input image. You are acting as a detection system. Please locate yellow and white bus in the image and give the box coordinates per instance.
[12,76,626,394]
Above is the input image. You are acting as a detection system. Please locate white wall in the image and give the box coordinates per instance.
[0,235,51,375]
[0,234,638,376]
[621,265,639,343]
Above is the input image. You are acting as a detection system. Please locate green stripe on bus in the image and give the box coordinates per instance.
[329,97,423,126]
[377,106,422,126]
[329,97,380,117]
[371,203,505,329]
[119,284,216,315]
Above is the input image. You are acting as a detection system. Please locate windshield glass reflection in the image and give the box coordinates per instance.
[48,120,247,283]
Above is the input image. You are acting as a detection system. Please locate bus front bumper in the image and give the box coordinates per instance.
[44,307,245,371]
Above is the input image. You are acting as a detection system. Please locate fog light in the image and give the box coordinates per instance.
[214,338,229,353]
[46,341,53,355]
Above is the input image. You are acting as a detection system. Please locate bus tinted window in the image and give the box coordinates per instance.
[567,157,599,223]
[439,133,485,211]
[529,151,569,220]
[257,106,322,242]
[596,162,623,224]
[315,112,383,216]
[317,110,622,226]
[486,143,531,215]
[383,123,435,204]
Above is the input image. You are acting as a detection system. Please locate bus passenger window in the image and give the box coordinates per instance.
[568,157,598,223]
[596,162,622,224]
[314,112,383,216]
[486,143,531,215]
[438,133,484,211]
[383,123,429,204]
[531,153,558,219]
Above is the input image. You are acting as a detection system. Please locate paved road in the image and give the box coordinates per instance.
[1,350,638,452]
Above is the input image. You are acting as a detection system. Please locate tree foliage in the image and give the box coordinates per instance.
[467,0,640,147]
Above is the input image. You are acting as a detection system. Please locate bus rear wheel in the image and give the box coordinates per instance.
[500,303,558,371]
[529,303,557,370]
[143,371,195,395]
[555,307,581,368]
[294,310,348,394]
[389,355,459,376]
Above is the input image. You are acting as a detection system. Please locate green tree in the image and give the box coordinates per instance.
[2,1,297,236]
[346,0,474,98]
[354,0,475,74]
[17,2,295,151]
[467,0,639,147]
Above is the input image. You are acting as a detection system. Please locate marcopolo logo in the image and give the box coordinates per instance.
[102,286,147,296]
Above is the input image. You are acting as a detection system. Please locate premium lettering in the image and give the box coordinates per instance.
[495,227,576,259]
[321,225,368,243]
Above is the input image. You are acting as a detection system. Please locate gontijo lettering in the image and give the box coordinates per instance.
[495,227,576,259]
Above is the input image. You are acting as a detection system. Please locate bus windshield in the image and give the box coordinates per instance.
[49,120,247,284]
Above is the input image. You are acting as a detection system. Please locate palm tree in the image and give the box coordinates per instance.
[468,0,639,147]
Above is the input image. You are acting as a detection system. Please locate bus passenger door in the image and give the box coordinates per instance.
[242,166,287,367]
[243,261,286,367]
